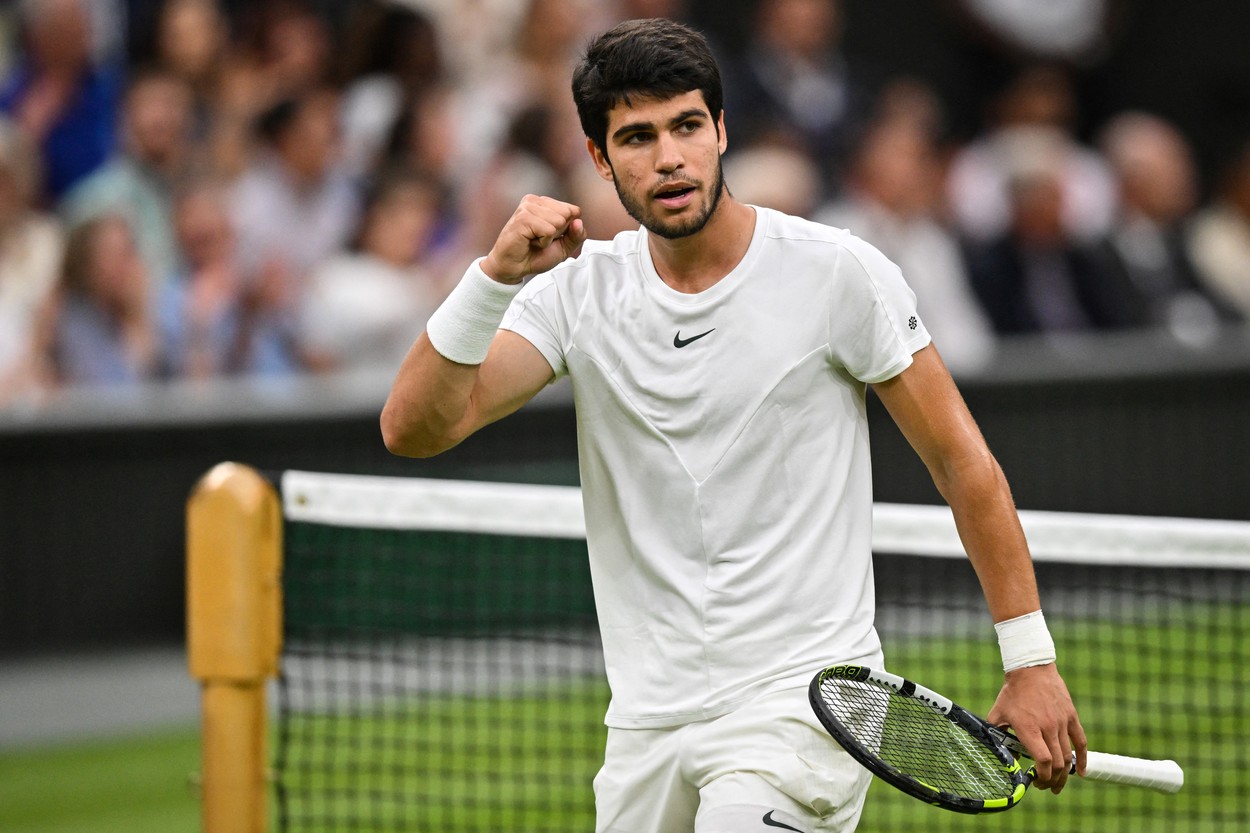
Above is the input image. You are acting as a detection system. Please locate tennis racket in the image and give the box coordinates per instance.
[809,664,1184,814]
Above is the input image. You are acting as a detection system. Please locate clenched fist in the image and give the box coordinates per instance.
[481,195,587,284]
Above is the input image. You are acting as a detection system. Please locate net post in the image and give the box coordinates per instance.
[187,462,282,833]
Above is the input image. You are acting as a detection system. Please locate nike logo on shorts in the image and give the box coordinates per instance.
[762,810,803,832]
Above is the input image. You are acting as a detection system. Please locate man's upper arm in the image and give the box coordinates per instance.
[381,328,554,458]
[870,344,988,477]
[384,262,566,457]
[470,329,558,427]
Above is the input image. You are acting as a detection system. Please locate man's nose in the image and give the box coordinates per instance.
[654,131,683,172]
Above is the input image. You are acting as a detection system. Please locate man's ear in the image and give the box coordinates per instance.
[717,110,728,155]
[587,137,614,182]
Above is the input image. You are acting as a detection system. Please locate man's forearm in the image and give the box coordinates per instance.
[382,334,479,457]
[935,449,1042,623]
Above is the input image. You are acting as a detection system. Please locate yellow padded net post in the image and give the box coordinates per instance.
[187,463,281,833]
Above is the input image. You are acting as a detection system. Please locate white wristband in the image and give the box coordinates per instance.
[995,610,1057,673]
[425,258,523,365]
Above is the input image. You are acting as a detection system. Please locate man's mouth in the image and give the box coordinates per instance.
[654,184,697,208]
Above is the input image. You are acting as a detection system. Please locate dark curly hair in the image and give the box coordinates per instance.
[572,18,723,155]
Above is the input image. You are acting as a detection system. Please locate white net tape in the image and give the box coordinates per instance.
[282,471,1250,570]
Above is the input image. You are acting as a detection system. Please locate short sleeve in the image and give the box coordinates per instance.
[500,273,570,379]
[828,234,932,384]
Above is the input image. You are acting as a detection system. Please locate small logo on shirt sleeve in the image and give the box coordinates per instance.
[908,316,918,330]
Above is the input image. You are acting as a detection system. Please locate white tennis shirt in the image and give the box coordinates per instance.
[500,207,932,728]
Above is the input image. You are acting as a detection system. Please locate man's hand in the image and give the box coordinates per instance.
[987,663,1087,793]
[481,195,587,284]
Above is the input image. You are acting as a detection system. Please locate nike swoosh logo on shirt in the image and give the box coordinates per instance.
[673,328,715,348]
[762,810,804,832]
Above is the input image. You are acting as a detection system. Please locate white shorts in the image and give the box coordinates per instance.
[593,683,873,833]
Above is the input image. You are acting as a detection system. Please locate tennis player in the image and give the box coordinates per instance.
[382,18,1086,833]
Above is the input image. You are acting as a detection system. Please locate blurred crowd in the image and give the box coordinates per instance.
[1,0,1248,408]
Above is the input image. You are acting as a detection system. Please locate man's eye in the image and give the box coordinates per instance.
[625,133,651,144]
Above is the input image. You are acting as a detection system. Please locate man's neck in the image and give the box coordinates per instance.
[648,196,756,294]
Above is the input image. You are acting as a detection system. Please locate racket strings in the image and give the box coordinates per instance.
[818,678,1015,800]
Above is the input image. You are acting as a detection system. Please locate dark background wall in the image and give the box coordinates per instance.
[3,334,1249,657]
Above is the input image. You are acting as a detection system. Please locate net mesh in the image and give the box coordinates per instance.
[276,524,604,832]
[272,472,1250,833]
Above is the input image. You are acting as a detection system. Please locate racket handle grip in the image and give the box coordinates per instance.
[1082,751,1184,793]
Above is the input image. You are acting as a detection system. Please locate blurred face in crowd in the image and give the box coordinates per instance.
[126,76,194,170]
[1107,122,1197,224]
[361,181,438,268]
[399,87,456,179]
[853,122,941,219]
[1010,174,1067,247]
[275,91,341,184]
[997,66,1076,131]
[519,0,586,56]
[263,3,330,89]
[158,0,227,84]
[85,218,147,313]
[389,12,443,90]
[175,187,235,269]
[25,0,93,74]
[759,0,841,59]
[589,90,728,241]
[1124,140,1196,223]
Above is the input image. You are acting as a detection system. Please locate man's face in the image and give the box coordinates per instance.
[589,90,728,240]
[127,78,192,167]
[278,92,341,183]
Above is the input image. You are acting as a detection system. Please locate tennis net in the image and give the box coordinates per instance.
[263,470,1250,833]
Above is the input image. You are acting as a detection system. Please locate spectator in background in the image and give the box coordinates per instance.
[1188,141,1250,322]
[723,141,822,219]
[964,144,1119,336]
[226,88,358,374]
[300,168,444,373]
[230,87,358,292]
[455,0,593,178]
[381,83,462,269]
[419,0,527,90]
[819,112,995,372]
[726,0,872,199]
[1089,112,1237,341]
[210,0,332,178]
[60,68,195,293]
[0,0,122,203]
[946,64,1116,245]
[159,177,265,378]
[48,214,156,386]
[0,119,63,404]
[336,1,445,179]
[457,104,571,265]
[384,84,459,186]
[240,0,331,89]
[152,0,231,143]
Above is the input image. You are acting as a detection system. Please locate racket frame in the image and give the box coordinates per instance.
[809,664,1030,814]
